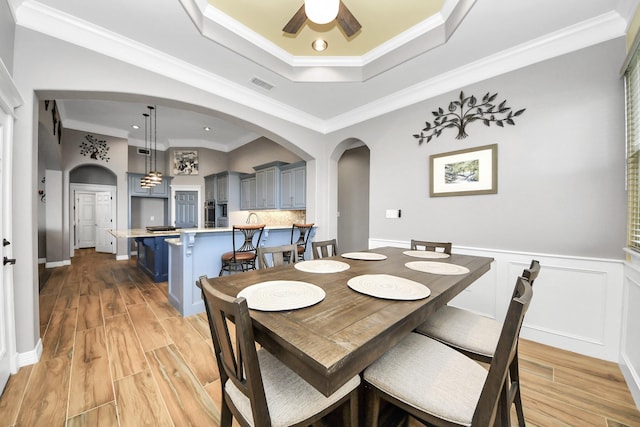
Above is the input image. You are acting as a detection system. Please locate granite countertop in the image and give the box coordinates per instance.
[110,225,296,239]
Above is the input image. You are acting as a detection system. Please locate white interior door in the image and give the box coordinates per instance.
[95,191,113,253]
[76,192,96,248]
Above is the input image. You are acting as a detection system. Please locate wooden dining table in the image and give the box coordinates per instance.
[199,246,494,397]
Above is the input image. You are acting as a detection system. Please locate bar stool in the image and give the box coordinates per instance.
[290,223,314,261]
[219,224,265,276]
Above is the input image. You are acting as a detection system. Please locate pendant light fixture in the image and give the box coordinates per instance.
[140,111,152,188]
[305,0,339,25]
[146,105,162,185]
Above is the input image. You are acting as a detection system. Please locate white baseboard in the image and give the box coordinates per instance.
[45,260,67,268]
[116,254,129,261]
[37,257,46,264]
[621,351,640,410]
[17,338,42,368]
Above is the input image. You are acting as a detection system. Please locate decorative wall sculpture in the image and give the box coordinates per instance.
[413,91,525,144]
[79,134,110,162]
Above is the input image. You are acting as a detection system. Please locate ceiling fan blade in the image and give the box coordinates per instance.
[336,1,361,37]
[283,4,307,34]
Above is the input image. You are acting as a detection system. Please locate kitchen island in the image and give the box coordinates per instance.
[166,225,316,316]
[110,228,182,282]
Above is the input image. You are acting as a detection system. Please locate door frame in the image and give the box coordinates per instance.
[0,63,22,380]
[170,185,202,228]
[69,183,117,257]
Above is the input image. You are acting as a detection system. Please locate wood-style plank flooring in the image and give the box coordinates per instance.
[1,249,639,426]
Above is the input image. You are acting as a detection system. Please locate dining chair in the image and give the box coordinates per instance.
[414,259,540,426]
[257,244,298,269]
[219,224,266,276]
[198,276,360,427]
[312,239,338,259]
[364,275,533,427]
[290,223,314,261]
[409,239,452,254]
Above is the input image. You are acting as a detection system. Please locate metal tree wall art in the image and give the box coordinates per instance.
[413,91,525,144]
[80,134,110,162]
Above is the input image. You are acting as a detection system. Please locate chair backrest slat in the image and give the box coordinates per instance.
[257,244,298,269]
[410,239,452,254]
[312,239,338,259]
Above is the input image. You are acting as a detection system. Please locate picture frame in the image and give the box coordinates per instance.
[430,144,497,197]
[173,150,199,175]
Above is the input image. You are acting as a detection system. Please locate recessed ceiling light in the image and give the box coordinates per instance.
[311,39,328,52]
[132,125,140,129]
[203,126,212,132]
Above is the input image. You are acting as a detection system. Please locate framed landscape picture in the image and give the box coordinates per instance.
[430,144,497,197]
[173,150,199,175]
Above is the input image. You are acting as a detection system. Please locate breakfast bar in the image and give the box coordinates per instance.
[166,225,316,316]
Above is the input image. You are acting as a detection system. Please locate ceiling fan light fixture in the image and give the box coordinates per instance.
[311,39,328,52]
[305,0,339,25]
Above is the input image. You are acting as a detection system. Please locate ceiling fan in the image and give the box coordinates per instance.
[282,0,362,37]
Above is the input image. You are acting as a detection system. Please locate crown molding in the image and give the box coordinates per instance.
[14,1,627,138]
[15,0,325,133]
[183,0,476,82]
[326,10,627,133]
[0,60,23,116]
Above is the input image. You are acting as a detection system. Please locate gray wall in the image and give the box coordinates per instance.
[335,39,627,259]
[338,145,370,253]
[228,137,304,173]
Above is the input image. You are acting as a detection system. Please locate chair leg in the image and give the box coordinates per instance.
[509,355,526,426]
[365,386,381,427]
[220,400,233,427]
[498,382,510,426]
[349,389,359,427]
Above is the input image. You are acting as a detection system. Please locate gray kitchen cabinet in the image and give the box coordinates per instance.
[204,174,216,201]
[128,173,171,198]
[280,163,306,209]
[240,174,256,210]
[255,164,280,209]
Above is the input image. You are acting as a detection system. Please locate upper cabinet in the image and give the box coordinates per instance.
[216,172,229,203]
[240,174,257,210]
[204,174,216,201]
[254,162,283,210]
[128,173,171,198]
[238,162,306,210]
[280,162,306,209]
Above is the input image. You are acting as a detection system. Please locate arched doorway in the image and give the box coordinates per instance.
[337,142,370,253]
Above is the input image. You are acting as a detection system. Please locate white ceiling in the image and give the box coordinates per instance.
[11,0,636,151]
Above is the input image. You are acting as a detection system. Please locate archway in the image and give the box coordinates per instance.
[334,139,370,252]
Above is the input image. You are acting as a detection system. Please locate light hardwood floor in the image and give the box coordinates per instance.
[0,249,639,426]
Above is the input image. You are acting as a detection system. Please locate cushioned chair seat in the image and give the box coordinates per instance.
[364,333,487,427]
[226,348,361,427]
[221,251,256,262]
[414,305,501,358]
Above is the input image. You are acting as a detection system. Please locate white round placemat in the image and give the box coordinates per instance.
[341,252,387,261]
[405,261,470,275]
[294,260,351,273]
[403,250,450,259]
[237,281,325,311]
[347,274,430,300]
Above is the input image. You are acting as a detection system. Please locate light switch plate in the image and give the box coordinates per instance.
[385,209,401,219]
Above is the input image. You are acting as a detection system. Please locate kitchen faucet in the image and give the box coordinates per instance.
[246,212,259,224]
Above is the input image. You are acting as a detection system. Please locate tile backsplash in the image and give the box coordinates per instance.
[229,210,306,227]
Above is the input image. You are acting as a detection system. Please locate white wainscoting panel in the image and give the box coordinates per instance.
[369,239,624,362]
[622,257,640,407]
